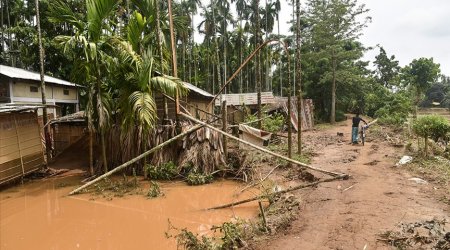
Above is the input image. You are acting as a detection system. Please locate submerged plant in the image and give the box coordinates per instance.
[146,161,179,180]
[147,181,162,198]
[186,172,214,186]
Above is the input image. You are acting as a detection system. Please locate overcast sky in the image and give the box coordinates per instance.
[195,0,449,76]
[286,0,449,75]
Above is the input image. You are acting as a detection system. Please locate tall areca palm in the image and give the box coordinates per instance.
[49,0,117,173]
[49,0,186,173]
[231,0,248,93]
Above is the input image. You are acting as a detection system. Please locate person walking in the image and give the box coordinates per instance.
[352,113,367,144]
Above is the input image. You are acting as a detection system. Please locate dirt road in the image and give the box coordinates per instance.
[256,119,449,249]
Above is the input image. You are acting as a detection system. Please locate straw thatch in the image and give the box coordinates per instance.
[105,122,226,175]
[178,126,226,174]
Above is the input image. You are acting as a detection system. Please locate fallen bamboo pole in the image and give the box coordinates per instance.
[207,175,345,210]
[69,124,203,195]
[180,113,347,177]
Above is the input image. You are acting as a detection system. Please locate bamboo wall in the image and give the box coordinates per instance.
[155,93,214,122]
[51,123,85,155]
[0,112,45,184]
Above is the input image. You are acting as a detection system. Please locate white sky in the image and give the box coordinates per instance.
[194,0,450,76]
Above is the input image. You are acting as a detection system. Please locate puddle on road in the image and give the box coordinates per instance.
[0,176,259,250]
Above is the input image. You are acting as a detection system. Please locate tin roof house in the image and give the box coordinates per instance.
[0,65,79,118]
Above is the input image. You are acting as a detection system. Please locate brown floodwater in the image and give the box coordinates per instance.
[0,175,259,250]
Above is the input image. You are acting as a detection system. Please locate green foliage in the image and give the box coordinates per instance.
[244,111,284,133]
[262,112,285,133]
[403,58,441,94]
[374,92,413,125]
[186,172,213,186]
[413,115,450,141]
[174,228,217,250]
[373,47,400,89]
[292,153,311,165]
[172,221,245,250]
[216,222,244,249]
[146,161,179,180]
[147,181,162,198]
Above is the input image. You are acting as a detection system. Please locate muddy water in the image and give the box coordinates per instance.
[0,176,259,250]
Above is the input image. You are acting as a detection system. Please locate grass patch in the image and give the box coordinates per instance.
[407,156,450,184]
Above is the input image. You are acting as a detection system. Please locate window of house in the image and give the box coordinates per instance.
[0,83,8,97]
[30,86,39,92]
[63,89,69,95]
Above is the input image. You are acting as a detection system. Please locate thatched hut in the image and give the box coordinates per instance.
[156,82,215,122]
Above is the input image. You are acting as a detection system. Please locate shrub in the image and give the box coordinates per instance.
[146,161,178,180]
[147,181,162,198]
[186,172,213,186]
[263,112,285,133]
[374,92,413,125]
[244,110,284,133]
[413,115,450,155]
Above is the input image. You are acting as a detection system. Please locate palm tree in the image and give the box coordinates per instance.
[34,0,51,162]
[50,0,187,173]
[231,0,247,93]
[49,0,117,174]
[251,0,262,128]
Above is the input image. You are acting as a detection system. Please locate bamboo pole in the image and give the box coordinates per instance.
[222,100,228,159]
[180,113,346,177]
[13,114,25,177]
[69,124,203,195]
[207,175,345,210]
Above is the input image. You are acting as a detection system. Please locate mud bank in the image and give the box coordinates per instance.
[0,176,258,250]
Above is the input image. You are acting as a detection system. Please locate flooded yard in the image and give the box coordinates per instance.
[0,175,259,250]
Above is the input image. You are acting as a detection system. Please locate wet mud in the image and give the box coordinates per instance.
[0,176,258,250]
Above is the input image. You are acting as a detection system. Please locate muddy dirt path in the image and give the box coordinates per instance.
[257,119,450,250]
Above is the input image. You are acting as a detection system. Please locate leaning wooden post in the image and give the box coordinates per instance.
[258,201,267,231]
[180,113,346,177]
[222,100,228,160]
[69,124,203,195]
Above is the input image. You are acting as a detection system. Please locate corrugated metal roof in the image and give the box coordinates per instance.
[183,82,214,98]
[0,64,76,87]
[214,92,275,106]
[0,104,45,113]
[50,111,86,124]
